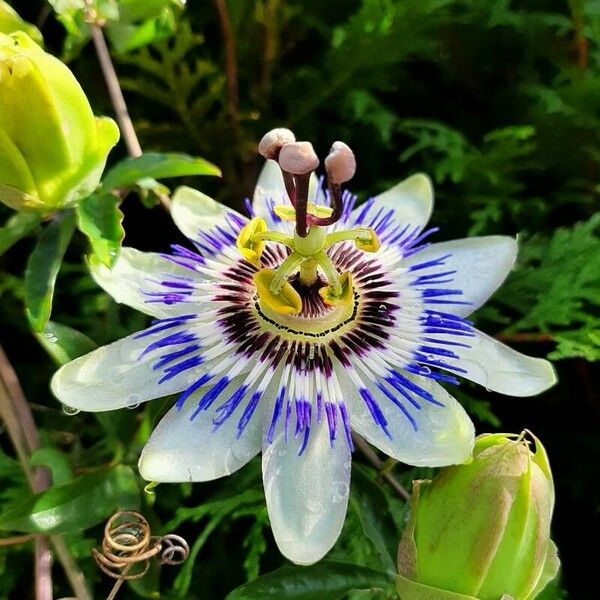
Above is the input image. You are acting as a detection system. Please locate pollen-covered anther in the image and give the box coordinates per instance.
[355,227,380,253]
[274,202,332,223]
[236,217,267,266]
[324,141,356,185]
[319,272,354,308]
[254,268,302,315]
[258,128,296,160]
[278,142,320,175]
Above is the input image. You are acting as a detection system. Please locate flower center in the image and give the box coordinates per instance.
[237,129,380,317]
[252,275,360,342]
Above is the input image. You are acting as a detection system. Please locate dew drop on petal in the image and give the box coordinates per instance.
[61,404,80,416]
[331,481,349,503]
[127,393,141,409]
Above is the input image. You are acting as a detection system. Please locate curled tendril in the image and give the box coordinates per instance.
[93,511,189,599]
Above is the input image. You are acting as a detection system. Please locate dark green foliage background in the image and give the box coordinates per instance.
[1,0,598,598]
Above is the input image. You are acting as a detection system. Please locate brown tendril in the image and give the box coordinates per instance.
[93,511,189,600]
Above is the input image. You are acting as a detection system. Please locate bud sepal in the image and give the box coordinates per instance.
[0,32,119,213]
[397,432,560,600]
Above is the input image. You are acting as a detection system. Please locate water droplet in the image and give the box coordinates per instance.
[127,394,141,409]
[61,404,80,416]
[420,366,431,375]
[331,481,349,502]
[378,304,387,312]
[44,332,58,343]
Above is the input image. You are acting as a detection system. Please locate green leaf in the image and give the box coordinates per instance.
[549,327,600,361]
[76,193,125,267]
[34,321,97,365]
[349,465,398,572]
[225,560,395,600]
[25,212,76,332]
[30,448,74,485]
[101,152,221,190]
[0,465,139,534]
[0,212,41,256]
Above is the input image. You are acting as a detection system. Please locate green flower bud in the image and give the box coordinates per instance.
[0,32,119,213]
[397,432,560,600]
[0,0,42,43]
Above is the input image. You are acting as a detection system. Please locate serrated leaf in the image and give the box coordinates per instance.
[349,465,398,572]
[0,212,41,256]
[25,212,76,332]
[101,152,221,190]
[34,321,97,365]
[76,193,124,267]
[493,215,600,360]
[549,327,600,361]
[0,465,139,534]
[225,560,395,600]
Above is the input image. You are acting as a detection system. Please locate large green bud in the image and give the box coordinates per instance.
[0,32,119,213]
[0,1,42,42]
[397,432,559,600]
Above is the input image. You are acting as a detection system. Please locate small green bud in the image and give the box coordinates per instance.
[0,32,119,213]
[0,0,42,43]
[397,432,560,600]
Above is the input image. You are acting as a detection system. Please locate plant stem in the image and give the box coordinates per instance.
[0,534,35,547]
[35,538,53,600]
[0,344,93,600]
[86,15,142,158]
[495,332,554,343]
[83,1,171,211]
[212,0,240,135]
[352,433,410,501]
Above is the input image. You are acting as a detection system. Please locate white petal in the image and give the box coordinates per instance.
[138,387,261,482]
[252,159,317,224]
[352,173,433,231]
[263,419,351,565]
[404,236,518,317]
[172,185,246,241]
[342,371,474,467]
[90,247,194,318]
[50,328,195,411]
[450,330,557,396]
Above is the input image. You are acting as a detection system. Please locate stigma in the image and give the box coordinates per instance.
[236,129,380,317]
